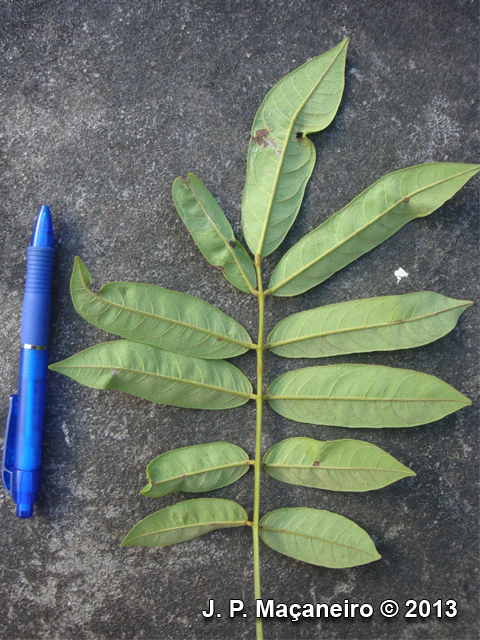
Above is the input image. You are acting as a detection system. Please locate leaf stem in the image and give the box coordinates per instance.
[253,256,264,640]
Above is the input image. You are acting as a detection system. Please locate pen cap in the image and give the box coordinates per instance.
[21,246,55,346]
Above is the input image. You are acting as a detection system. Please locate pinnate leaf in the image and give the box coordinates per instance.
[242,38,348,258]
[142,442,250,498]
[121,498,248,547]
[70,257,252,359]
[267,364,470,428]
[267,292,472,358]
[269,163,480,296]
[260,507,381,568]
[264,437,415,491]
[49,340,252,410]
[173,174,256,292]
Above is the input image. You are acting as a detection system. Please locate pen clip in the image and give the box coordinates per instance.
[2,394,18,498]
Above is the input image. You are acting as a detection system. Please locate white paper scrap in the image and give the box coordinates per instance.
[394,267,409,284]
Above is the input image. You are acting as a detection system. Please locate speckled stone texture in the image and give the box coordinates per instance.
[0,1,478,639]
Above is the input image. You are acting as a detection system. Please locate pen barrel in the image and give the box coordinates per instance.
[15,348,49,472]
[21,246,55,346]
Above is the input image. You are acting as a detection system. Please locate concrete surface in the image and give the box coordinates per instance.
[0,1,478,639]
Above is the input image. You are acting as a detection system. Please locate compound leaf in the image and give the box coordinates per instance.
[267,364,470,427]
[260,507,381,568]
[269,163,480,296]
[267,292,472,358]
[121,498,248,547]
[142,442,250,498]
[264,437,415,491]
[242,38,348,258]
[71,257,253,360]
[49,340,252,410]
[173,174,256,293]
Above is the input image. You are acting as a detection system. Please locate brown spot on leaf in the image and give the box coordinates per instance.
[182,475,188,480]
[403,197,410,203]
[216,337,223,342]
[252,129,270,146]
[252,129,280,154]
[312,461,320,467]
[229,240,236,248]
[296,131,303,140]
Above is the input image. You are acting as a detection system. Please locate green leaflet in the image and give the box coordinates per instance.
[242,39,348,258]
[267,364,470,428]
[264,437,415,491]
[142,442,250,498]
[267,292,472,358]
[268,163,480,296]
[49,340,252,410]
[121,498,248,547]
[70,257,253,360]
[173,174,257,293]
[260,507,381,568]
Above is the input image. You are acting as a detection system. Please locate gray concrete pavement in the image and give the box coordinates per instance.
[1,2,478,638]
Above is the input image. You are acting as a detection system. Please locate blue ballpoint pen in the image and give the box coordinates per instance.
[2,205,55,518]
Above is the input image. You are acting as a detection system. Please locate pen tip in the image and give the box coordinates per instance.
[31,205,54,248]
